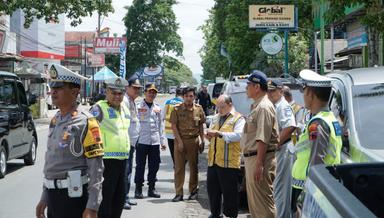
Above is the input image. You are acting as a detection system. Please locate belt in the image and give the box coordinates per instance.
[43,175,89,189]
[180,135,199,139]
[243,149,275,158]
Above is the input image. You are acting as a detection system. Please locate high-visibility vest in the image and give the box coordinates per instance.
[208,112,242,169]
[97,100,130,159]
[164,97,183,136]
[292,111,342,189]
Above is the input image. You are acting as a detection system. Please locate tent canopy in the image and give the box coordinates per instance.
[92,66,118,81]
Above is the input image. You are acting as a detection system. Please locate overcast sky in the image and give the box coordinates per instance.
[65,0,214,81]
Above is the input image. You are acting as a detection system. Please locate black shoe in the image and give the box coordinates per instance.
[127,199,137,206]
[172,195,183,202]
[188,192,198,200]
[123,203,131,210]
[135,186,144,199]
[148,187,161,198]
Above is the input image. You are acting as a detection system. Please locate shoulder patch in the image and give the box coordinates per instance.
[308,122,319,141]
[83,118,104,158]
[284,106,293,117]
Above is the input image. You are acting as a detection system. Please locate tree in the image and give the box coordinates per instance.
[325,1,384,67]
[162,56,197,89]
[124,0,183,78]
[200,0,313,79]
[0,1,114,27]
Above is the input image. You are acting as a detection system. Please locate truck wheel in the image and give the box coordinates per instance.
[24,138,37,166]
[0,145,7,178]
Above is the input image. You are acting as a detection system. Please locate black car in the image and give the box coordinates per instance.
[0,71,38,178]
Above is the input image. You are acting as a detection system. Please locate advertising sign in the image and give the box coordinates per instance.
[88,54,105,67]
[94,37,127,54]
[347,22,368,49]
[261,33,283,55]
[119,41,126,78]
[143,65,163,77]
[249,5,296,29]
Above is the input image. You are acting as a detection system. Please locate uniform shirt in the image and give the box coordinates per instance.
[275,96,296,132]
[42,104,104,211]
[162,97,183,139]
[240,95,279,153]
[123,94,140,146]
[137,100,166,145]
[212,111,246,143]
[170,103,205,138]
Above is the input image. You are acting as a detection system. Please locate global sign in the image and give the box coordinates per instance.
[261,33,283,55]
[249,5,296,29]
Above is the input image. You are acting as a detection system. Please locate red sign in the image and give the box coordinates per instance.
[94,37,127,54]
[88,54,105,67]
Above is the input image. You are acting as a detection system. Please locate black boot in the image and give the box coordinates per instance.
[135,185,144,199]
[148,184,161,198]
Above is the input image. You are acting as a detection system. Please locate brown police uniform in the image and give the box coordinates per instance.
[240,95,279,218]
[170,103,205,196]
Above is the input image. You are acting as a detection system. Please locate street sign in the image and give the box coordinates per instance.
[261,33,283,55]
[249,5,296,30]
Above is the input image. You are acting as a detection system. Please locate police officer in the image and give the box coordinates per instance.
[267,79,296,218]
[205,94,245,218]
[170,86,205,202]
[123,75,142,209]
[90,77,130,218]
[163,87,184,165]
[134,84,166,199]
[36,64,104,218]
[241,70,279,218]
[291,70,342,216]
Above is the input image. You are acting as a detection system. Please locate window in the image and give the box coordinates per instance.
[16,82,27,106]
[0,78,18,108]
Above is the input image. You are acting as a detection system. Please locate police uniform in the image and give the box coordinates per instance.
[123,75,142,208]
[90,77,131,218]
[240,71,279,218]
[170,102,205,199]
[207,110,245,218]
[291,70,342,213]
[134,84,165,198]
[39,64,104,218]
[163,90,183,165]
[268,79,297,218]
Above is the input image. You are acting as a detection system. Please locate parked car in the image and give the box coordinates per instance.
[0,71,38,178]
[327,67,384,163]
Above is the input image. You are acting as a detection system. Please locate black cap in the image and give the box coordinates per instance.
[268,79,283,90]
[127,75,143,88]
[247,70,268,86]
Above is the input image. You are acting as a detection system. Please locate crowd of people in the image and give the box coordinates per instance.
[35,64,342,218]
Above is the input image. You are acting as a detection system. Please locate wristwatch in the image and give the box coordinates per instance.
[218,132,223,138]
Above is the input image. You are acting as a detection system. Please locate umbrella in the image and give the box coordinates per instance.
[92,66,118,81]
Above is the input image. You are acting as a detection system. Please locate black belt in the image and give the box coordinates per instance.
[243,149,275,157]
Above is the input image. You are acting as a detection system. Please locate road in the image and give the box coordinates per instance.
[0,94,250,218]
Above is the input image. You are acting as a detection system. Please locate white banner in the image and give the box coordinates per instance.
[119,40,126,79]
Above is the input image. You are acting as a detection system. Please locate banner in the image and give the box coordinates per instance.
[249,5,296,29]
[94,37,127,54]
[119,40,126,79]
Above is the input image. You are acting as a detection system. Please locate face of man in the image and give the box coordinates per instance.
[51,84,79,108]
[216,99,231,116]
[267,88,282,104]
[144,89,157,103]
[126,85,141,100]
[106,88,124,108]
[183,91,195,105]
[246,82,259,99]
[303,86,313,110]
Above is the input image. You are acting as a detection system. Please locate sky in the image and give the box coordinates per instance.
[65,0,215,81]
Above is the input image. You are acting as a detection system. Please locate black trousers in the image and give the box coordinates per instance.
[167,138,175,165]
[134,144,160,186]
[291,187,303,213]
[207,165,240,218]
[47,185,88,218]
[98,159,127,218]
[125,146,136,201]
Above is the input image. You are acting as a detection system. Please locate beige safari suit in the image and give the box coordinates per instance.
[240,95,279,218]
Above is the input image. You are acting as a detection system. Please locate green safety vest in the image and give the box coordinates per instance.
[97,100,130,159]
[292,111,342,189]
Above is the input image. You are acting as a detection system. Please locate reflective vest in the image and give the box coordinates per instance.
[164,97,183,136]
[208,113,242,169]
[292,111,342,189]
[97,100,130,159]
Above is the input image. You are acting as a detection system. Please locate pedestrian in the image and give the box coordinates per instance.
[267,79,296,218]
[163,87,184,165]
[35,64,104,218]
[90,77,131,218]
[241,70,279,218]
[122,75,143,210]
[205,94,245,218]
[197,85,212,116]
[134,84,166,199]
[170,86,205,202]
[291,70,342,216]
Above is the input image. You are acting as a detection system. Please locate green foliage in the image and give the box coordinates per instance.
[163,56,197,88]
[104,54,120,75]
[200,0,313,79]
[124,0,183,77]
[0,0,114,27]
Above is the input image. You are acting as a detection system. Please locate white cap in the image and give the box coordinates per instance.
[49,64,88,88]
[299,69,335,87]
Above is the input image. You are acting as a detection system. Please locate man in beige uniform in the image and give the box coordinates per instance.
[241,70,279,218]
